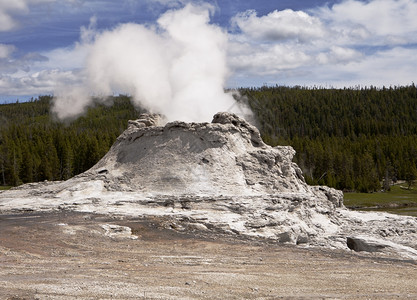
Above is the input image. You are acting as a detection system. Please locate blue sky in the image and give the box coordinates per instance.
[1,1,327,52]
[1,0,417,103]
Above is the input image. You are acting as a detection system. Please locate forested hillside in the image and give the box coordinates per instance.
[0,95,141,186]
[1,86,417,192]
[243,85,417,192]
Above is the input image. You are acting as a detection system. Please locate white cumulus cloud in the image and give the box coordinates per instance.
[316,0,417,45]
[231,9,326,42]
[0,69,79,96]
[316,46,363,65]
[0,0,28,31]
[295,47,417,88]
[0,0,59,31]
[227,0,417,87]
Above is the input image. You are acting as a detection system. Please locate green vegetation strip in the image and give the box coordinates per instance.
[344,183,417,217]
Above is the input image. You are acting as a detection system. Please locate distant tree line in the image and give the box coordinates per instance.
[242,85,417,192]
[0,95,141,186]
[1,85,417,192]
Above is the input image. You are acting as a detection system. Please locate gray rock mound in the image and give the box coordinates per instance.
[90,112,337,200]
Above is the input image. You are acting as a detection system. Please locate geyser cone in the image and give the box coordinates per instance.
[5,113,417,260]
[90,112,311,196]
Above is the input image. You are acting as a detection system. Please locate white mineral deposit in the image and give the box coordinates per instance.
[2,112,416,260]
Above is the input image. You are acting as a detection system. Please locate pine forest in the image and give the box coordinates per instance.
[1,85,417,193]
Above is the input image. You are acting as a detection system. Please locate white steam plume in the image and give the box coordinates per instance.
[53,3,246,122]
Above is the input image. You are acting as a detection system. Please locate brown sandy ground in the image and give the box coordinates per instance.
[0,211,416,300]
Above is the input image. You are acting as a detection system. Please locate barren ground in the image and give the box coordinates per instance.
[1,211,416,300]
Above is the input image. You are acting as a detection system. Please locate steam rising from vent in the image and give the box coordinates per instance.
[53,4,250,123]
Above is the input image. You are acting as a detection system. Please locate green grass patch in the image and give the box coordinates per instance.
[0,186,12,191]
[344,182,417,217]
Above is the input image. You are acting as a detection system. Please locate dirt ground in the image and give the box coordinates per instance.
[0,211,416,300]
